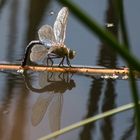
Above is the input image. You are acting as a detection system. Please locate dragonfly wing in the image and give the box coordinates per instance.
[30,44,48,62]
[39,71,50,88]
[48,45,58,54]
[38,25,55,46]
[53,7,69,43]
[48,93,63,132]
[31,93,54,126]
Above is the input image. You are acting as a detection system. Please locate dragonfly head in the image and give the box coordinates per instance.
[68,49,76,59]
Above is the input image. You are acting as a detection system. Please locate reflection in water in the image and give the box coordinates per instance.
[23,71,75,133]
[0,0,51,140]
[100,80,116,140]
[0,0,137,139]
[0,72,29,140]
[120,116,135,140]
[23,71,75,93]
[48,10,55,16]
[80,1,119,140]
[80,79,104,140]
[0,0,7,16]
[6,0,19,61]
[32,93,63,133]
[23,0,51,65]
[96,0,119,139]
[99,1,134,139]
[26,0,51,42]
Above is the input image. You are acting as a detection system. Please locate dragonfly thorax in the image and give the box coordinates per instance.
[52,43,65,48]
[51,46,69,57]
[50,45,75,60]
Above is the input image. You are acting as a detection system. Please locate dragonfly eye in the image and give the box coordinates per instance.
[69,49,76,59]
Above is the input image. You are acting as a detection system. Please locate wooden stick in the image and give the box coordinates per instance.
[0,63,130,75]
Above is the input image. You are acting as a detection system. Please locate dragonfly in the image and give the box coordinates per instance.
[21,7,76,67]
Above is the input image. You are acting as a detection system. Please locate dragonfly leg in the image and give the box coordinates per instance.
[47,72,54,82]
[47,53,63,66]
[59,57,65,66]
[47,53,57,66]
[58,72,64,80]
[47,57,53,66]
[66,56,71,67]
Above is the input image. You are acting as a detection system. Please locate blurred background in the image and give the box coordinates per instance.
[0,0,140,140]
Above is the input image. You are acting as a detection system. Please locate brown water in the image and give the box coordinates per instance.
[0,0,140,140]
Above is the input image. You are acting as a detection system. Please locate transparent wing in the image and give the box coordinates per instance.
[30,44,48,62]
[53,7,69,43]
[39,72,63,88]
[38,25,56,46]
[39,71,50,88]
[31,93,54,126]
[48,93,63,132]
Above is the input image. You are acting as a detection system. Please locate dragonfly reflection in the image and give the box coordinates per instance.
[32,93,63,132]
[23,71,75,93]
[22,7,76,67]
[22,71,75,132]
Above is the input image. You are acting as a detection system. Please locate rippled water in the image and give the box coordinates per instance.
[0,0,140,140]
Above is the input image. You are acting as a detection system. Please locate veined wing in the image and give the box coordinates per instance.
[39,71,50,88]
[39,71,63,88]
[48,93,63,132]
[31,93,54,126]
[30,44,48,62]
[38,25,56,46]
[53,7,69,43]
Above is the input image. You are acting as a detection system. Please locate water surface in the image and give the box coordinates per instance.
[0,0,140,140]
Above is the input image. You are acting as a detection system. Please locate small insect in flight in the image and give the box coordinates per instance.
[21,7,76,67]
